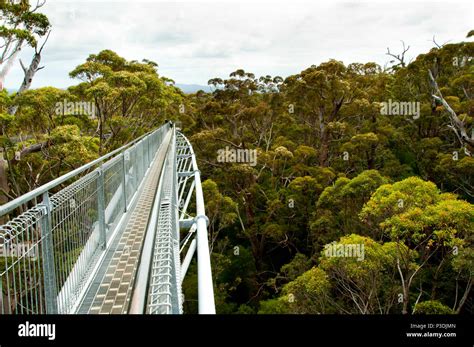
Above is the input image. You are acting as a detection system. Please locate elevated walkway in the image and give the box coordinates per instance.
[0,123,215,315]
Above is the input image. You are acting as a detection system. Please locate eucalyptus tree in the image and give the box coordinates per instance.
[69,50,183,153]
[360,177,473,313]
[282,60,358,166]
[0,0,50,111]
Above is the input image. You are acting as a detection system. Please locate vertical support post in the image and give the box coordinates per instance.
[121,153,127,212]
[147,134,151,167]
[97,168,107,250]
[142,138,146,176]
[40,192,58,314]
[0,280,6,314]
[139,140,144,181]
[181,237,197,282]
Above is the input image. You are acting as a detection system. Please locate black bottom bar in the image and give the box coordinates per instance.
[0,314,471,346]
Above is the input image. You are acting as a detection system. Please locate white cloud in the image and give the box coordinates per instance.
[3,0,473,89]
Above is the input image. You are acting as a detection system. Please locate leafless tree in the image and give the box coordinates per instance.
[429,69,473,156]
[386,41,410,68]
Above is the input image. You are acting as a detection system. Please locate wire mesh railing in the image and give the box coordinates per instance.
[0,124,170,314]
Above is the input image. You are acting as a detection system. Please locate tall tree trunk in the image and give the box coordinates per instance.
[8,51,44,115]
[319,127,329,167]
[455,279,472,314]
[0,40,23,90]
[8,31,50,115]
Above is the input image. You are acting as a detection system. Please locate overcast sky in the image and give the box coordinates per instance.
[4,0,474,89]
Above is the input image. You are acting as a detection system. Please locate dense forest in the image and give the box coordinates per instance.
[1,1,473,315]
[181,36,474,315]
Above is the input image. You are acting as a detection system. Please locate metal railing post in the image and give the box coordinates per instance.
[142,138,146,176]
[147,135,151,167]
[97,168,107,249]
[138,141,143,181]
[40,192,58,314]
[121,153,127,212]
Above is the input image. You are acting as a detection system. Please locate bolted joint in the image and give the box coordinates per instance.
[37,204,49,217]
[194,214,209,227]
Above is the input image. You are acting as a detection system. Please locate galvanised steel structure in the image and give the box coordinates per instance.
[175,131,215,314]
[129,128,216,314]
[0,123,215,314]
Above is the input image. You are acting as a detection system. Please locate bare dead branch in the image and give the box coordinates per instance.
[386,41,410,68]
[429,69,474,153]
[37,30,51,54]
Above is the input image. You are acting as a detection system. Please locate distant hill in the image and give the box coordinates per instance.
[175,83,212,94]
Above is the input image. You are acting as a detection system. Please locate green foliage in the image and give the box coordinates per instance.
[258,298,289,314]
[319,234,405,314]
[202,179,238,236]
[313,170,388,243]
[1,50,183,197]
[280,253,312,281]
[68,49,183,153]
[0,0,50,49]
[414,300,453,314]
[281,267,331,314]
[360,176,441,233]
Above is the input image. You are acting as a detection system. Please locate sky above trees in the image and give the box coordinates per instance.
[4,0,473,89]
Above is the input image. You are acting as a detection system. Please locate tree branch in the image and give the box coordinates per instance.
[428,69,474,153]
